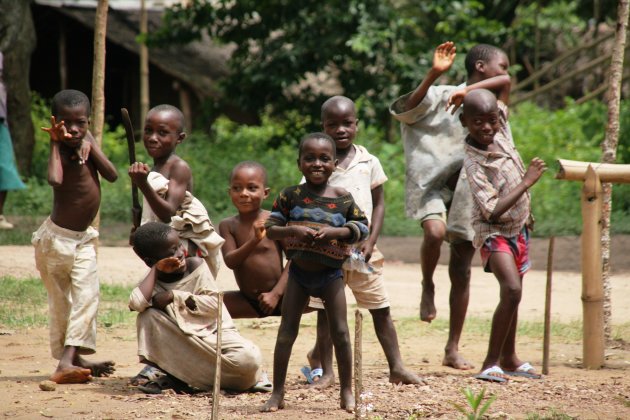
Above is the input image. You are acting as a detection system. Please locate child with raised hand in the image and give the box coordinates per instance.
[460,88,546,382]
[129,222,263,393]
[261,133,369,413]
[389,42,511,371]
[33,89,118,384]
[219,161,288,318]
[303,96,422,387]
[128,104,224,278]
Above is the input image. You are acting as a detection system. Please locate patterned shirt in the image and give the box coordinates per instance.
[265,184,369,268]
[463,101,530,248]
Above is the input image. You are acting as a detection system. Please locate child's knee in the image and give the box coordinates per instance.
[501,284,522,305]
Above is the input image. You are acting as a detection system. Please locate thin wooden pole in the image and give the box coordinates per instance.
[556,159,630,183]
[581,166,604,369]
[354,309,363,420]
[211,292,224,420]
[542,236,554,375]
[140,0,149,121]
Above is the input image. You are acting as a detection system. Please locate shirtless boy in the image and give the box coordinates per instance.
[219,161,288,318]
[33,89,118,384]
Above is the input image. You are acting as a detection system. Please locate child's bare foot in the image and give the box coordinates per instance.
[443,351,474,370]
[389,368,425,385]
[311,373,335,389]
[50,366,92,384]
[420,282,436,322]
[340,389,355,413]
[260,392,285,412]
[76,356,116,377]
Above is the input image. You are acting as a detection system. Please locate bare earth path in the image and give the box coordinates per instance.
[1,237,630,418]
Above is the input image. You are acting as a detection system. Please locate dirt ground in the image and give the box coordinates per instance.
[1,237,630,419]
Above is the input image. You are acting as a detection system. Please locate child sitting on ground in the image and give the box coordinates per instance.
[128,104,224,278]
[261,133,369,413]
[129,222,263,393]
[34,89,118,384]
[219,161,288,318]
[459,88,546,382]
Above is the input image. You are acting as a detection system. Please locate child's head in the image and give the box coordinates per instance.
[143,104,186,160]
[51,90,91,147]
[321,96,358,152]
[132,222,185,268]
[459,89,500,149]
[297,132,337,186]
[228,161,270,214]
[465,44,509,81]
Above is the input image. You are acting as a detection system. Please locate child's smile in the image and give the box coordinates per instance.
[298,138,337,186]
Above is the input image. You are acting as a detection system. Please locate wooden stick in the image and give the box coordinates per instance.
[581,167,604,369]
[354,309,363,420]
[542,236,555,375]
[211,292,224,420]
[556,159,630,183]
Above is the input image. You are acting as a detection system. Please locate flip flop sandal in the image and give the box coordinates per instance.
[474,365,508,383]
[300,366,323,384]
[137,375,174,394]
[129,365,165,386]
[504,362,542,379]
[250,371,273,392]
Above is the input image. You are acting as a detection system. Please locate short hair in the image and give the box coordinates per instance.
[462,89,498,115]
[132,222,172,260]
[51,89,91,117]
[230,161,268,186]
[465,44,506,77]
[320,95,356,121]
[147,104,185,133]
[298,132,336,159]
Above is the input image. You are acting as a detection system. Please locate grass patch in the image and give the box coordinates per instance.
[0,276,135,328]
[526,408,578,419]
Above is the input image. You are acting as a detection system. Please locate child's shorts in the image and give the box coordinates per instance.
[289,263,343,298]
[480,227,531,275]
[308,246,390,310]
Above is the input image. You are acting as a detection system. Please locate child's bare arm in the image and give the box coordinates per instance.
[446,75,511,114]
[41,116,68,187]
[258,259,289,315]
[359,185,384,262]
[83,131,118,182]
[490,157,547,221]
[219,218,266,269]
[135,265,159,304]
[405,41,456,111]
[266,225,316,242]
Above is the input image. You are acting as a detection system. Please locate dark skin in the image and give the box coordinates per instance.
[461,89,547,380]
[40,104,118,384]
[307,97,422,387]
[219,166,288,317]
[261,138,355,413]
[402,41,510,370]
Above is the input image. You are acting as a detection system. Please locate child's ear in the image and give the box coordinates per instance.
[459,113,466,128]
[263,186,271,199]
[475,60,485,74]
[334,158,339,167]
[177,132,186,143]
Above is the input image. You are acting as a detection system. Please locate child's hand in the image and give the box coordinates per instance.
[152,290,174,310]
[292,226,316,243]
[41,116,72,143]
[128,162,151,186]
[446,88,466,114]
[523,157,547,187]
[313,226,338,243]
[156,256,185,273]
[258,291,280,315]
[432,41,456,74]
[253,218,266,240]
[76,139,91,165]
[358,241,375,262]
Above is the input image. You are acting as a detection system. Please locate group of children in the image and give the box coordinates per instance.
[32,40,546,412]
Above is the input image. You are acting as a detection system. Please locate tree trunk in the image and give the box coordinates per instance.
[140,0,150,122]
[0,1,36,176]
[91,0,108,145]
[600,0,629,341]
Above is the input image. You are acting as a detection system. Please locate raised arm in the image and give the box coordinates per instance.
[489,158,546,221]
[219,217,266,269]
[446,75,512,114]
[41,116,67,187]
[83,131,118,182]
[404,41,457,111]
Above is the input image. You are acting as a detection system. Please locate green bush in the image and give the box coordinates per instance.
[6,95,630,239]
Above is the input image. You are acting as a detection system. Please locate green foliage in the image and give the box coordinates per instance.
[0,276,135,328]
[452,387,496,420]
[526,408,578,420]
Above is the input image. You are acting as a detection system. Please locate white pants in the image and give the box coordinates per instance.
[32,217,99,359]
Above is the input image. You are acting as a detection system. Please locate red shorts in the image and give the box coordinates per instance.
[480,228,530,275]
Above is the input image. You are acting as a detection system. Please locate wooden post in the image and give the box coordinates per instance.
[581,166,604,369]
[140,0,149,121]
[556,159,630,183]
[542,236,554,375]
[354,309,363,420]
[211,292,224,420]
